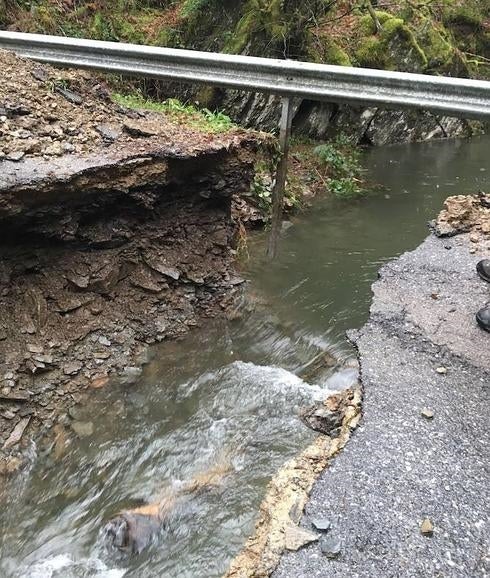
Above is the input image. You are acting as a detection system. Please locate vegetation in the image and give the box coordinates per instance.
[312,136,367,199]
[113,92,236,132]
[0,0,488,210]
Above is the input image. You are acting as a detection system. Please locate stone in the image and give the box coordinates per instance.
[420,518,434,536]
[299,403,343,436]
[71,420,94,438]
[436,366,447,374]
[120,366,142,385]
[319,534,342,558]
[96,124,121,142]
[421,407,434,419]
[90,375,110,389]
[6,151,25,162]
[98,335,111,347]
[68,405,84,421]
[0,390,30,402]
[310,517,331,532]
[123,119,157,137]
[27,343,44,354]
[284,525,320,551]
[2,417,30,449]
[66,273,90,290]
[144,257,181,280]
[64,361,82,376]
[55,85,83,105]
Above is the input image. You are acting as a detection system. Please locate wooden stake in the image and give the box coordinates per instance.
[267,96,293,260]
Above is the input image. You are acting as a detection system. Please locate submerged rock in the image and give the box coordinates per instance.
[71,421,94,438]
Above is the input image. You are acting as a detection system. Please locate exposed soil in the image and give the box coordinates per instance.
[0,48,237,161]
[0,51,268,477]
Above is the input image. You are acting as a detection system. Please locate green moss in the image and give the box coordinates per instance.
[308,36,351,66]
[443,6,483,30]
[355,36,387,68]
[355,13,427,71]
[358,11,394,36]
[416,20,454,68]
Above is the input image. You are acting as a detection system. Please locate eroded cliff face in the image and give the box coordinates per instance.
[0,51,266,475]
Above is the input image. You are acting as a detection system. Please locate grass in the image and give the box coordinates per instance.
[112,92,236,133]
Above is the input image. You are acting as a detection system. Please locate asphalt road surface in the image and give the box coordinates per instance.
[274,231,490,578]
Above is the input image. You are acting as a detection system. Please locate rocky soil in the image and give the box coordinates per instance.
[0,51,266,477]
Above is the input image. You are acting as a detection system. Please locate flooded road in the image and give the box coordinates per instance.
[1,134,489,577]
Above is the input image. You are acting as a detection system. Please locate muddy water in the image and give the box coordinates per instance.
[1,135,489,578]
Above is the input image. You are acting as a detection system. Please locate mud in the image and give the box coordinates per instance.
[0,51,268,477]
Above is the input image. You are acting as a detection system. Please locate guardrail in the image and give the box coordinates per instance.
[1,31,489,120]
[1,31,489,256]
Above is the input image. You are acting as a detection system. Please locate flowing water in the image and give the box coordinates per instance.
[1,135,489,578]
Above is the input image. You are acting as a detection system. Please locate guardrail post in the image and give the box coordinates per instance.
[267,96,293,260]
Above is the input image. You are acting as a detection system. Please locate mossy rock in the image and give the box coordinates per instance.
[443,6,483,31]
[414,19,454,69]
[307,36,351,66]
[355,13,427,72]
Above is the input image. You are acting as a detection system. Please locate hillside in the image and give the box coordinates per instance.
[1,0,489,143]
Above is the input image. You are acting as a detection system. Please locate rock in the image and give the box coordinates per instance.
[420,518,434,536]
[90,375,110,389]
[68,405,84,421]
[144,257,181,280]
[421,408,434,419]
[299,403,343,436]
[6,151,25,162]
[0,390,30,402]
[43,142,64,156]
[436,366,447,374]
[123,119,157,137]
[120,366,142,385]
[27,343,44,354]
[66,273,90,290]
[98,336,111,347]
[130,269,163,293]
[71,420,94,438]
[96,123,121,142]
[284,525,320,551]
[2,417,30,449]
[319,534,342,558]
[310,517,331,532]
[55,85,83,105]
[63,361,82,376]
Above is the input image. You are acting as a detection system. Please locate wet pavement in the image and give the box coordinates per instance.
[274,230,490,577]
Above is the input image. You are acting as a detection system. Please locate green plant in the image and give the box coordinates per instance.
[313,137,367,199]
[112,93,236,133]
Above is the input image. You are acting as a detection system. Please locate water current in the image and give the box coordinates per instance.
[1,134,489,578]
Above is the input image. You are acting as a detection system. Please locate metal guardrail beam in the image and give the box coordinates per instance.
[0,31,490,120]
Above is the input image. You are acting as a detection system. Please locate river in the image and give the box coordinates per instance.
[1,134,488,578]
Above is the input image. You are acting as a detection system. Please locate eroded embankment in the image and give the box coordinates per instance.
[225,387,362,578]
[0,50,267,476]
